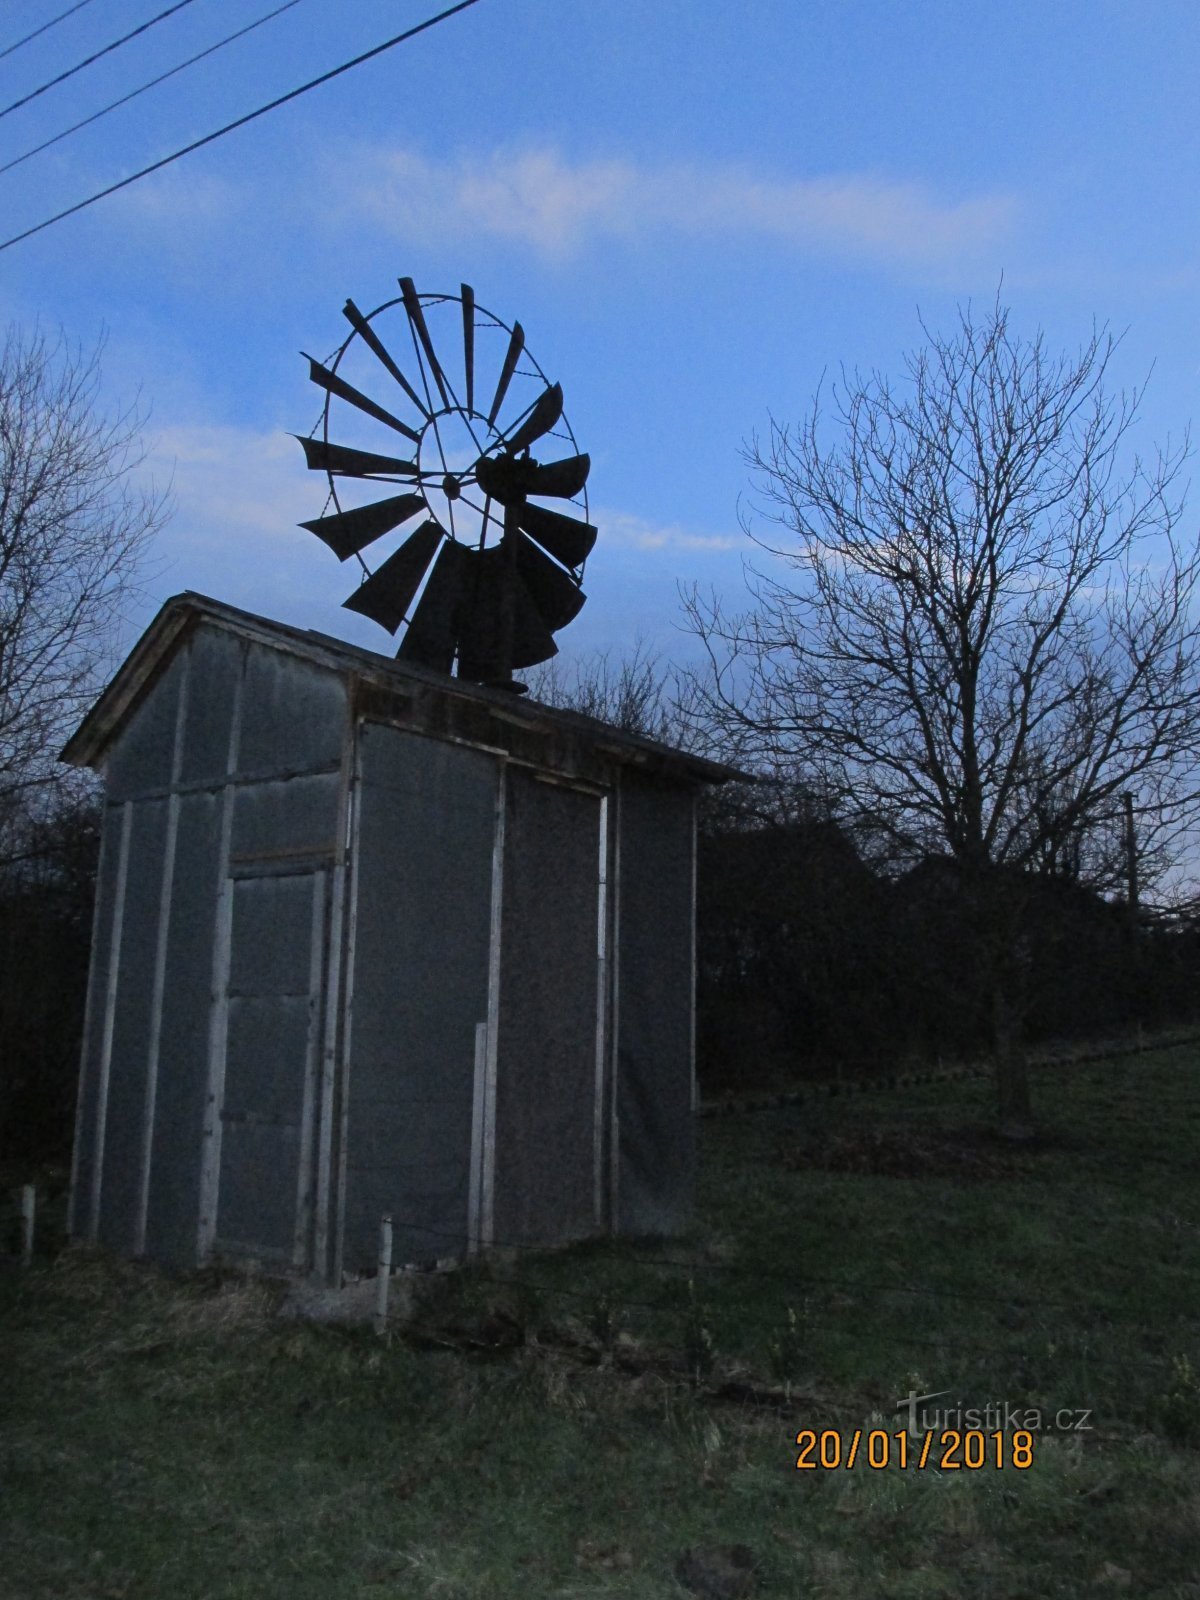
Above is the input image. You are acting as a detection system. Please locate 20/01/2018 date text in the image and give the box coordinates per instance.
[795,1428,1035,1471]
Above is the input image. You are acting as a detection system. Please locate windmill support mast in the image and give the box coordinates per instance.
[491,497,523,692]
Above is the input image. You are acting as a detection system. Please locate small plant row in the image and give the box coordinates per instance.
[697,1027,1200,1119]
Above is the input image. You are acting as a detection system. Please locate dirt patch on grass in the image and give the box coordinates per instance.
[784,1124,1074,1181]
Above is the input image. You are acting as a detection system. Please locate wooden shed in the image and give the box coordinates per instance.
[61,594,735,1282]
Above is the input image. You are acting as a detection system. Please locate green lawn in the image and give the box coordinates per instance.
[2,1043,1199,1598]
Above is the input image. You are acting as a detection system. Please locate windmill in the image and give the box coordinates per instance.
[294,278,596,692]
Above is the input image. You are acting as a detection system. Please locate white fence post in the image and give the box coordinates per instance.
[374,1214,393,1335]
[19,1185,35,1266]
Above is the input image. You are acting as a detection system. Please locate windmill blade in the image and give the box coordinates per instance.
[305,355,421,444]
[342,520,440,633]
[526,452,590,499]
[456,549,558,678]
[396,538,468,671]
[509,571,561,667]
[292,435,417,479]
[505,383,563,455]
[516,532,587,631]
[461,283,475,415]
[342,298,428,415]
[486,321,524,427]
[300,493,426,561]
[517,501,598,570]
[398,276,450,407]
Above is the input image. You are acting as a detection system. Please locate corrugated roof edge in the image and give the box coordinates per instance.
[60,592,752,784]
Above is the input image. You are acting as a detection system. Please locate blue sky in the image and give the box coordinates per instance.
[1,0,1198,673]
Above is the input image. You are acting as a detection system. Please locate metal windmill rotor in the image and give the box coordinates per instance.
[294,278,596,691]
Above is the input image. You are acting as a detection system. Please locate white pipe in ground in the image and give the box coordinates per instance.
[374,1214,393,1335]
[19,1185,34,1267]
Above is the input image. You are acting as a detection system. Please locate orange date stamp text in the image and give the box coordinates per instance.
[794,1427,1035,1471]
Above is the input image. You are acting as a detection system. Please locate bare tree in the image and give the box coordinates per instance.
[0,325,168,866]
[680,298,1200,1128]
[527,636,685,743]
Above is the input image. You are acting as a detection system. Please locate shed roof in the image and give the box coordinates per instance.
[61,592,745,785]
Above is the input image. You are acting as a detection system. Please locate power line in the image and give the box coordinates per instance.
[0,0,485,254]
[0,0,199,122]
[0,0,98,64]
[0,0,304,180]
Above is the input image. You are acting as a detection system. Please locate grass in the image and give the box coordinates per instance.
[2,1042,1200,1598]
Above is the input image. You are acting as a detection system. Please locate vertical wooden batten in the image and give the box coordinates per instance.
[66,814,110,1239]
[480,758,508,1248]
[195,657,244,1262]
[88,799,133,1242]
[135,645,191,1255]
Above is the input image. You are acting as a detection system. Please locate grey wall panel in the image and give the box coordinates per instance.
[494,772,601,1247]
[217,994,311,1255]
[105,651,187,801]
[230,773,341,860]
[237,643,345,778]
[216,1122,302,1255]
[225,872,317,996]
[69,803,126,1239]
[341,724,495,1273]
[97,798,168,1253]
[179,626,243,786]
[143,790,222,1268]
[616,775,695,1236]
[215,875,319,1255]
[344,1150,469,1267]
[222,994,311,1103]
[216,876,320,1260]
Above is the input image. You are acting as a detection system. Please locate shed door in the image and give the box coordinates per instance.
[492,772,604,1246]
[214,869,328,1265]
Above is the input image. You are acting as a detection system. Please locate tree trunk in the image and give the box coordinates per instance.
[992,975,1033,1137]
[969,860,1035,1138]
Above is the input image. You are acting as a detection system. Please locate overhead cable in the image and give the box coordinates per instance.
[0,0,98,64]
[0,0,483,254]
[0,0,199,123]
[0,0,303,179]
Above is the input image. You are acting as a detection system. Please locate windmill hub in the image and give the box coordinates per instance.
[441,473,461,502]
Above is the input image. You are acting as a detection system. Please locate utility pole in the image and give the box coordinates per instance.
[1123,792,1140,929]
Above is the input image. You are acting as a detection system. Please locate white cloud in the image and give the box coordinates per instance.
[331,144,1015,268]
[596,505,741,553]
[105,169,247,241]
[147,423,739,556]
[146,422,306,545]
[136,425,739,630]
